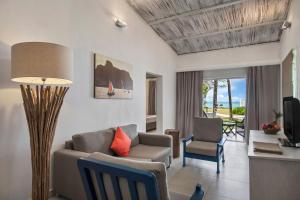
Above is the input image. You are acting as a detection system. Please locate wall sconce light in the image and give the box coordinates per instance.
[114,18,127,28]
[282,21,292,30]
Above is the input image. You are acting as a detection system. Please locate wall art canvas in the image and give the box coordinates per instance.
[94,53,133,99]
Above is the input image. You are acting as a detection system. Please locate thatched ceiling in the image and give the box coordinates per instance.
[127,0,291,54]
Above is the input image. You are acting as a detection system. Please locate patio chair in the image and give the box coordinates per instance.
[183,118,226,174]
[202,111,208,118]
[77,154,205,200]
[235,118,245,138]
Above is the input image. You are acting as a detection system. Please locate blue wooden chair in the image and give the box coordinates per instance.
[183,118,226,174]
[78,157,205,200]
[235,118,245,139]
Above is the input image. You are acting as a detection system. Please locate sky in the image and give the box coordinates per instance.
[205,78,246,103]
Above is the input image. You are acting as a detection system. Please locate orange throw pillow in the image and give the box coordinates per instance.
[110,127,131,157]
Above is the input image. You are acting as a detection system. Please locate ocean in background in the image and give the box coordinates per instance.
[204,101,244,108]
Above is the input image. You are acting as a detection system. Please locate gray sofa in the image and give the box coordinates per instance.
[53,124,172,200]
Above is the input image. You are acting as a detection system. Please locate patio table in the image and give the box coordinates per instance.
[223,121,236,136]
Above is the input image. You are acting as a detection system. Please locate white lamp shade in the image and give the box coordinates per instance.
[11,42,73,85]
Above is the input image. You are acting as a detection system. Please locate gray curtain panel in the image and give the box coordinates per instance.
[245,65,280,143]
[148,80,156,115]
[176,71,203,137]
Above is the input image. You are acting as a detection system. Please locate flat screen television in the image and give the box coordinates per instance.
[283,97,300,146]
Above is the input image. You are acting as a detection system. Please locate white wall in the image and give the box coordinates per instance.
[176,42,281,71]
[280,0,300,98]
[0,0,177,199]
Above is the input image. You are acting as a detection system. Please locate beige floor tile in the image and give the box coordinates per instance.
[204,193,236,200]
[168,140,249,200]
[168,166,214,195]
[206,178,249,200]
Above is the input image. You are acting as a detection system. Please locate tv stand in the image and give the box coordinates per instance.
[248,130,300,200]
[278,138,300,147]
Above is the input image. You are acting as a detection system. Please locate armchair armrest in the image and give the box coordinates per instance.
[182,135,193,143]
[218,137,227,147]
[190,184,205,200]
[138,133,172,148]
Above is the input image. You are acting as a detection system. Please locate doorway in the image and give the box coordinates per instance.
[146,73,163,133]
[203,78,247,142]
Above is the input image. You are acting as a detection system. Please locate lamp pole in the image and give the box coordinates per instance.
[20,85,68,199]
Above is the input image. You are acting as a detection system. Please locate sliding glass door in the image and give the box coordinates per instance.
[203,78,246,142]
[203,78,246,121]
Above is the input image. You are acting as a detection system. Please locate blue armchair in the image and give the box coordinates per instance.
[183,118,226,174]
[78,153,205,200]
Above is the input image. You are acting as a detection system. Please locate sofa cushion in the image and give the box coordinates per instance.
[128,144,171,162]
[110,127,131,157]
[186,141,217,157]
[126,157,152,162]
[72,128,114,155]
[89,152,170,200]
[65,140,74,150]
[120,124,139,147]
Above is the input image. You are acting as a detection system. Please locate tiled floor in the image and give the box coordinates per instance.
[224,133,245,143]
[168,140,249,200]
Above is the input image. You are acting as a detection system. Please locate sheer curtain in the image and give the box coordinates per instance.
[245,65,280,143]
[176,71,203,137]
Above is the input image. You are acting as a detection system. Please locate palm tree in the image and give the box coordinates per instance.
[213,80,218,117]
[203,80,226,118]
[202,83,209,112]
[227,79,233,119]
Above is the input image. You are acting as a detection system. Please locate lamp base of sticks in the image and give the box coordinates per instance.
[20,85,69,200]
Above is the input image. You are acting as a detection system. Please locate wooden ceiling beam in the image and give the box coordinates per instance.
[166,19,284,43]
[149,0,246,26]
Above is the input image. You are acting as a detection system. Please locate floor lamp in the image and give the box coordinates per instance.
[11,42,73,200]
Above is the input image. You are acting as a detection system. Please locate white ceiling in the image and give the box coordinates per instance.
[127,0,291,54]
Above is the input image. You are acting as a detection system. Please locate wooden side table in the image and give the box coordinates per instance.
[165,129,180,158]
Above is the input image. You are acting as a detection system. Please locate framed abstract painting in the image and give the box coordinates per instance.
[94,53,133,99]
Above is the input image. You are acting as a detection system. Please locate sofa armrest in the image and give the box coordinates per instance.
[138,133,172,148]
[53,149,90,200]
